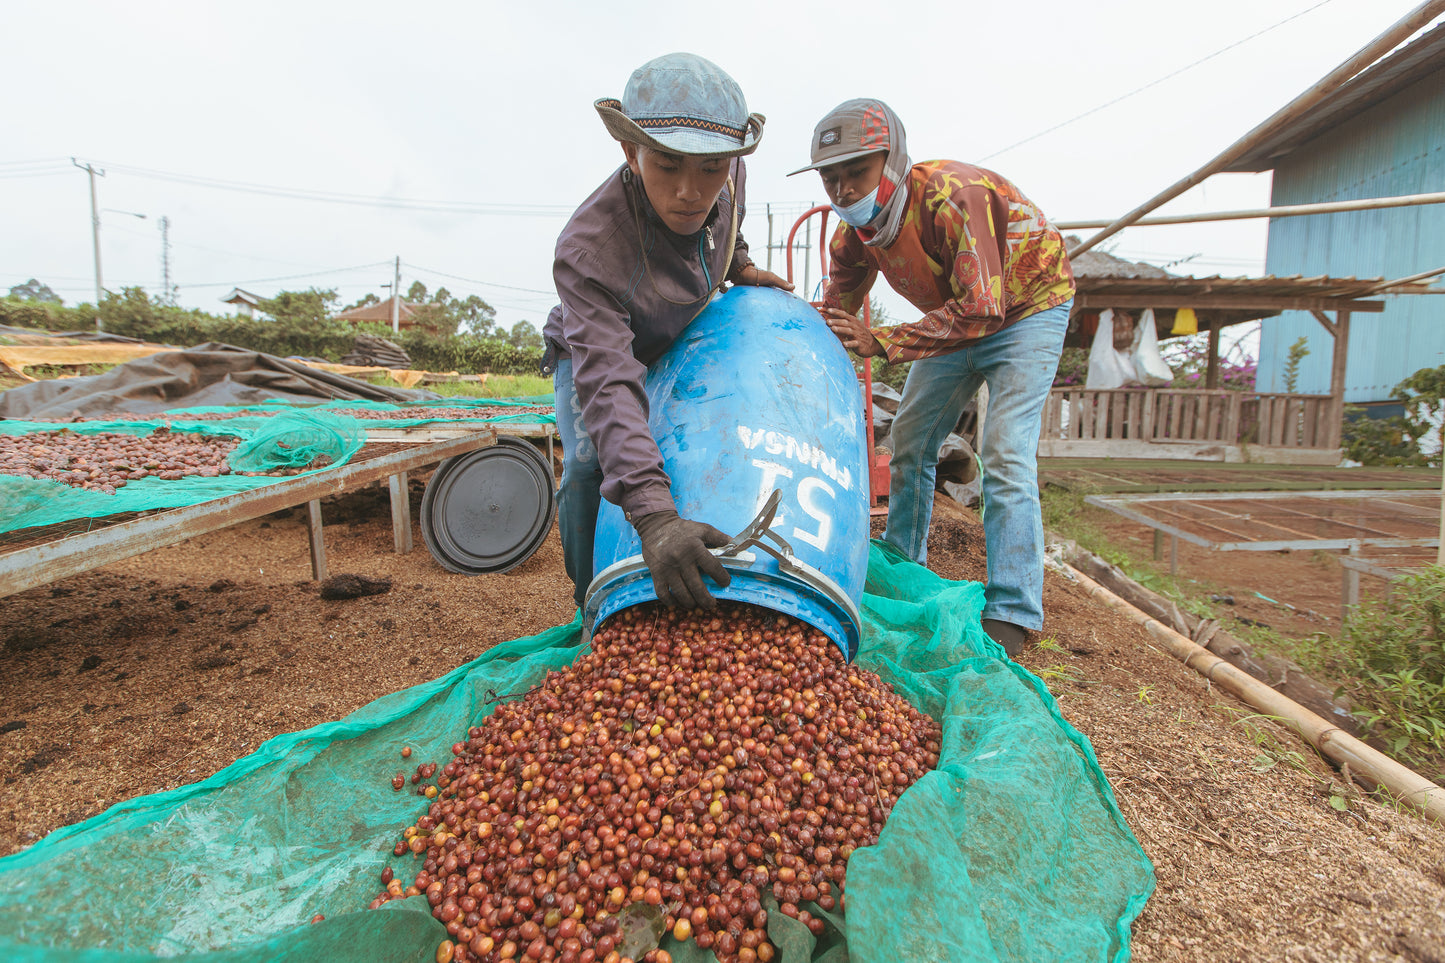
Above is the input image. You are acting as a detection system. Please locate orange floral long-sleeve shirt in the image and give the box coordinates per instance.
[823,160,1074,362]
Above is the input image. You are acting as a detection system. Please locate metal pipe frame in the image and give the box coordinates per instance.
[1085,489,1441,554]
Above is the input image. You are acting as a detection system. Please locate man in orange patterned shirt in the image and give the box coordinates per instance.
[793,98,1075,656]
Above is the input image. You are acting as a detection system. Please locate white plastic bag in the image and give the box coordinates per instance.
[1085,308,1174,389]
[1085,309,1134,389]
[1131,308,1174,387]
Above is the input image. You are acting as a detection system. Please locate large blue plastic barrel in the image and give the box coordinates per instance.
[583,286,869,660]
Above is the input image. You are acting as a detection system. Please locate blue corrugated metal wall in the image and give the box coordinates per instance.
[1257,69,1445,402]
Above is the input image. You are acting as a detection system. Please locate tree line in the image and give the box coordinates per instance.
[2,280,546,376]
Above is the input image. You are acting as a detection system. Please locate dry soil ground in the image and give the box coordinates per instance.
[1,481,1443,962]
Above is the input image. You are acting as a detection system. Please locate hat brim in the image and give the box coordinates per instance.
[596,99,763,158]
[787,146,888,177]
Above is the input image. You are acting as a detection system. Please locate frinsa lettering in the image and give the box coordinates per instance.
[736,426,851,491]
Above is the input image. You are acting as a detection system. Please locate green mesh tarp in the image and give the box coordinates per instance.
[0,542,1154,962]
[0,411,369,535]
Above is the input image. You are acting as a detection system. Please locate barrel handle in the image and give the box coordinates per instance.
[715,489,801,573]
[717,489,782,557]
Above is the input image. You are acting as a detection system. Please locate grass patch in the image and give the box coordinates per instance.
[435,374,552,399]
[1,363,121,393]
[1326,568,1445,775]
[19,363,120,380]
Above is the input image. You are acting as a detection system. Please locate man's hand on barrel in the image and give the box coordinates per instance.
[633,510,733,609]
[821,307,885,357]
[728,263,795,292]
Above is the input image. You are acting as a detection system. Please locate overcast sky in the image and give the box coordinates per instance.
[3,0,1438,334]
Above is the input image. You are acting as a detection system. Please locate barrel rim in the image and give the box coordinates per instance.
[582,553,860,661]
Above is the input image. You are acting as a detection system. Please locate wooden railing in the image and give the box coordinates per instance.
[1244,393,1339,448]
[1042,389,1338,450]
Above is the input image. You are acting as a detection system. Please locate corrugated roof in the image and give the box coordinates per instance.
[1224,22,1445,172]
[1079,272,1424,302]
[1069,239,1176,279]
[1069,273,1436,345]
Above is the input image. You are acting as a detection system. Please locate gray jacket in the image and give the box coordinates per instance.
[544,160,754,519]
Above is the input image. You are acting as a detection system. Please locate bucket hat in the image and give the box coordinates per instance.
[595,52,764,157]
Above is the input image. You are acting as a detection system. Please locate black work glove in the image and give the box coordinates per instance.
[633,509,733,609]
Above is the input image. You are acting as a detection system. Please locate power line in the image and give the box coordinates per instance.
[406,263,555,297]
[178,260,395,290]
[94,161,576,217]
[0,169,72,180]
[0,158,72,178]
[102,221,349,271]
[979,0,1337,161]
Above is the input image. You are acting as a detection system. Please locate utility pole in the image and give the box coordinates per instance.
[766,204,774,274]
[72,158,105,330]
[160,216,174,304]
[390,256,401,333]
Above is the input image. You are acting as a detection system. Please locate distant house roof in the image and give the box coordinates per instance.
[334,296,432,327]
[1069,240,1175,280]
[221,288,261,308]
[1223,22,1445,172]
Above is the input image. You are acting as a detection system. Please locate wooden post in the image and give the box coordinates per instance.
[306,499,327,581]
[1344,543,1361,621]
[1205,321,1221,390]
[1438,461,1444,568]
[388,470,413,554]
[1329,312,1351,449]
[1225,392,1243,445]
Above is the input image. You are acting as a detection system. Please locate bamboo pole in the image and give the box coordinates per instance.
[1360,264,1445,295]
[1057,560,1445,823]
[1068,1,1445,260]
[1055,191,1445,230]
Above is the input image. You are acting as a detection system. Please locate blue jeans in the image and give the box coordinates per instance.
[552,358,602,609]
[883,299,1071,631]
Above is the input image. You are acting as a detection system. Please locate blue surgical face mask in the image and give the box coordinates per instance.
[833,187,881,227]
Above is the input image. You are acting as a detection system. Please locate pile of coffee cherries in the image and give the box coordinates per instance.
[371,602,942,963]
[0,428,241,492]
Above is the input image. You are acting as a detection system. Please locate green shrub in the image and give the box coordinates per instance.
[0,297,88,330]
[1342,407,1426,467]
[395,330,543,376]
[1334,567,1445,769]
[1,288,544,375]
[1341,364,1445,468]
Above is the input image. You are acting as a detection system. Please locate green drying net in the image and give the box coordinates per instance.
[0,542,1154,962]
[0,411,368,535]
[226,408,366,472]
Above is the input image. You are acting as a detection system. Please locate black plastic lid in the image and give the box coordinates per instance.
[420,437,556,575]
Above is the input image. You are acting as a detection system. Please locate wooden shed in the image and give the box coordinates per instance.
[1045,248,1435,463]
